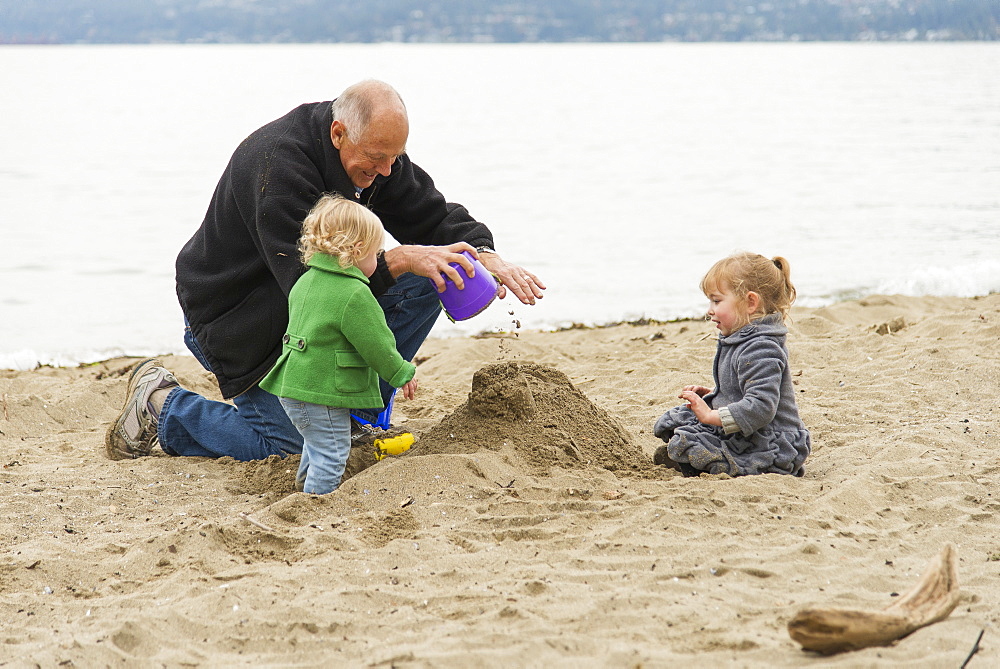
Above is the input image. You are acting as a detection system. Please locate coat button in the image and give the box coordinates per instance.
[297,339,305,349]
[282,334,290,344]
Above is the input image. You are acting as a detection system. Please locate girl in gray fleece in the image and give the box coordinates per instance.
[653,252,810,477]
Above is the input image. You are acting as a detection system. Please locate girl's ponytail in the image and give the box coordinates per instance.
[772,256,796,311]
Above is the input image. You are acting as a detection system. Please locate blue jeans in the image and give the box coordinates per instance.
[158,272,441,461]
[279,398,351,494]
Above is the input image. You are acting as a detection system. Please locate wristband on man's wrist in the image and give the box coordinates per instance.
[475,245,495,254]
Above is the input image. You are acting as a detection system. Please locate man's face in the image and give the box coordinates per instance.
[330,115,408,190]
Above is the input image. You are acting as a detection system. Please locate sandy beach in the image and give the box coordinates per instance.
[1,293,997,667]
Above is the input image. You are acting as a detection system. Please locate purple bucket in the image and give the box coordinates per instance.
[432,250,499,321]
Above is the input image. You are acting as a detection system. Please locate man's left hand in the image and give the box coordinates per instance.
[478,252,546,305]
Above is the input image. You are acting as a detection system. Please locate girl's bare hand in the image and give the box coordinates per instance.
[679,389,721,426]
[400,378,418,400]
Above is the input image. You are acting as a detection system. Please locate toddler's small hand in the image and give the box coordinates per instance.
[680,392,720,426]
[400,378,418,400]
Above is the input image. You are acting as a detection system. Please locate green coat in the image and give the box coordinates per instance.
[259,254,416,407]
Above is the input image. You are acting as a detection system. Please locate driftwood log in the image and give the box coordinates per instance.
[788,543,960,655]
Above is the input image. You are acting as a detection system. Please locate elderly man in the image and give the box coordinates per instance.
[105,79,544,461]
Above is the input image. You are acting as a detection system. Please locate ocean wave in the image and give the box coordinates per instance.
[799,259,1000,308]
[871,259,1000,298]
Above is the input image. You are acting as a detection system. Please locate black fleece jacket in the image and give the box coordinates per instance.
[176,101,494,398]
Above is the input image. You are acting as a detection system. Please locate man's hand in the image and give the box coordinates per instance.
[383,244,546,306]
[383,243,478,292]
[477,252,546,305]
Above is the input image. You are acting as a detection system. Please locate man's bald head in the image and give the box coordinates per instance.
[330,80,409,189]
[331,79,408,143]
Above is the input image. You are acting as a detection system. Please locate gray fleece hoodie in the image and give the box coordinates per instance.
[654,314,810,476]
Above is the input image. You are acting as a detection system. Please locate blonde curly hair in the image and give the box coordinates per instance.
[700,252,797,328]
[299,194,384,268]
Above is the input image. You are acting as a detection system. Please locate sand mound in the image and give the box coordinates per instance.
[412,361,651,474]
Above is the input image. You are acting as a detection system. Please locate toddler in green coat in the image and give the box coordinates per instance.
[260,195,418,494]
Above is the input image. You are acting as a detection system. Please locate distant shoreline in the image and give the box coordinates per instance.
[2,37,997,46]
[4,0,997,45]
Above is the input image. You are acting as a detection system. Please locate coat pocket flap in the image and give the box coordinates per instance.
[336,350,367,368]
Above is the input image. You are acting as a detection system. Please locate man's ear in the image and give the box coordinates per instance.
[746,291,761,315]
[330,120,345,149]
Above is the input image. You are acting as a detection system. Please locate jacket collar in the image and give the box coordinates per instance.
[307,253,370,284]
[720,313,787,345]
[313,101,361,199]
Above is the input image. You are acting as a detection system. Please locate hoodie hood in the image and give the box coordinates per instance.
[719,313,787,347]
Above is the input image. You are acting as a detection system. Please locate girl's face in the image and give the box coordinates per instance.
[705,282,747,336]
[356,248,379,277]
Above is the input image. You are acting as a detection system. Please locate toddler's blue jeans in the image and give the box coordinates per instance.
[157,272,440,461]
[278,398,351,494]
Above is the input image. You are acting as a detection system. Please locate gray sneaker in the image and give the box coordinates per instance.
[105,358,178,460]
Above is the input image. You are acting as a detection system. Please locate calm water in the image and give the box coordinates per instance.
[1,43,998,369]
